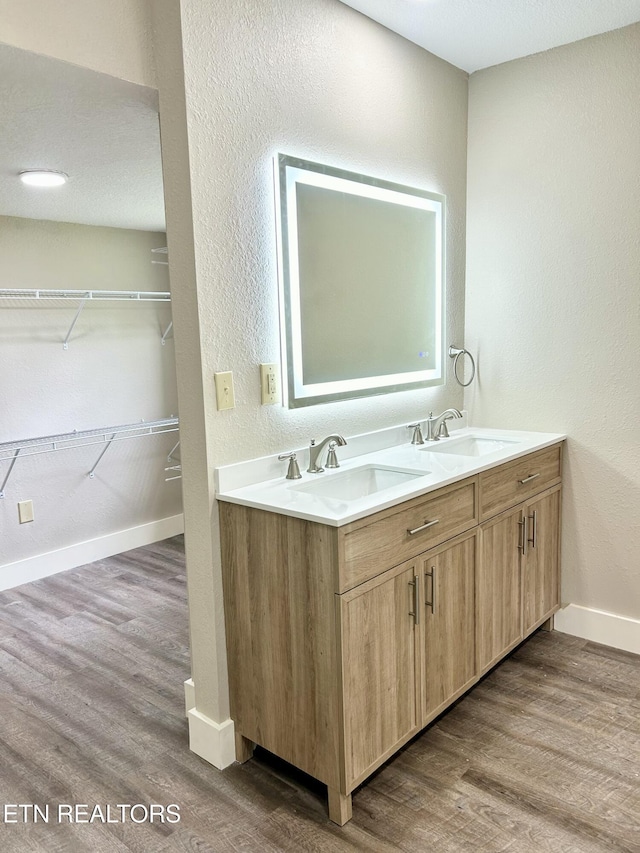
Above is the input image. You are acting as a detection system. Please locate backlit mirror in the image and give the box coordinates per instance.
[275,154,445,408]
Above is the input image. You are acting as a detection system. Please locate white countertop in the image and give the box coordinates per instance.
[216,426,566,527]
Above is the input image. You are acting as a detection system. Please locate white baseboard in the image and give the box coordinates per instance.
[554,603,640,656]
[0,514,184,591]
[184,677,195,716]
[187,708,236,770]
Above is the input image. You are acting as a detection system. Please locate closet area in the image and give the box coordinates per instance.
[0,44,182,587]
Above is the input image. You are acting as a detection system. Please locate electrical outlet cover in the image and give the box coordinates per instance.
[260,363,280,405]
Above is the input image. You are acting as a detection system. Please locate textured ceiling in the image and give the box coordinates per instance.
[0,44,165,232]
[339,0,640,72]
[5,4,638,232]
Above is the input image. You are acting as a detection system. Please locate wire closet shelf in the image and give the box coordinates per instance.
[0,417,180,497]
[0,288,173,348]
[0,288,171,302]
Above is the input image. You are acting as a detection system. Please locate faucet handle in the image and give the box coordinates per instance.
[407,423,424,445]
[325,441,340,469]
[278,452,302,480]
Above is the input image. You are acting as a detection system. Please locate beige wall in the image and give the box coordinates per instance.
[153,0,469,731]
[0,217,180,567]
[0,0,155,87]
[465,25,640,620]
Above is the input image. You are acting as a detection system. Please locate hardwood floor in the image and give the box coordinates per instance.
[1,537,639,851]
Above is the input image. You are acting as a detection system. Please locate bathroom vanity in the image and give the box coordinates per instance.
[217,427,564,825]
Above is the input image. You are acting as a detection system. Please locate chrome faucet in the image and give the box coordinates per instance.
[425,408,463,441]
[307,434,347,473]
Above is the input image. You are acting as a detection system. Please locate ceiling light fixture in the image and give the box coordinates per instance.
[19,170,68,187]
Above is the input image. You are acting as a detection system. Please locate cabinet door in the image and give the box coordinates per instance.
[522,487,561,633]
[340,561,419,787]
[477,505,523,673]
[421,531,477,723]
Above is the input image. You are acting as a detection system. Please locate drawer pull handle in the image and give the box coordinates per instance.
[519,473,540,485]
[407,518,440,536]
[425,566,436,614]
[518,516,528,556]
[528,509,538,548]
[408,575,420,626]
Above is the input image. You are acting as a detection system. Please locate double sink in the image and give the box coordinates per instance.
[293,434,521,503]
[216,426,567,526]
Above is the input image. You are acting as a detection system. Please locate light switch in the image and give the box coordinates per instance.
[260,363,280,405]
[18,500,34,524]
[214,371,235,411]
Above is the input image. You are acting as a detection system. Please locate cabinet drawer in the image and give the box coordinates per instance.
[338,477,478,592]
[479,444,562,521]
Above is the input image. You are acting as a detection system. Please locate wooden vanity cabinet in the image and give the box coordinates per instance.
[219,442,563,826]
[477,505,523,671]
[477,444,563,675]
[522,486,561,634]
[340,528,479,793]
[339,559,420,788]
[420,531,477,724]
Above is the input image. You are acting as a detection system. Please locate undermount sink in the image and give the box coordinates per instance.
[291,464,429,502]
[421,435,521,457]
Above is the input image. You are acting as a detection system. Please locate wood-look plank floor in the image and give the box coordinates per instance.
[1,537,639,852]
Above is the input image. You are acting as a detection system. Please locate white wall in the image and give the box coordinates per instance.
[0,217,182,574]
[465,26,640,626]
[152,0,228,748]
[0,0,156,87]
[153,0,469,756]
[181,0,468,461]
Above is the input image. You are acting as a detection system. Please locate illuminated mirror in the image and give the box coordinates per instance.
[275,154,445,408]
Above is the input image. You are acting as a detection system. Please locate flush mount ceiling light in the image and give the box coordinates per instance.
[19,169,68,187]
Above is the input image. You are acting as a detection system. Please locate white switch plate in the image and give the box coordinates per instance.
[259,363,280,405]
[214,371,235,411]
[18,500,34,524]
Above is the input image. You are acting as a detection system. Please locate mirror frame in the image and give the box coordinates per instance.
[275,153,445,408]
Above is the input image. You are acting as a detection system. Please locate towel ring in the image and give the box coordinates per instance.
[449,345,476,387]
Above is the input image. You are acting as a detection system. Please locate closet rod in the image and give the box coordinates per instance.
[0,418,179,496]
[0,288,171,302]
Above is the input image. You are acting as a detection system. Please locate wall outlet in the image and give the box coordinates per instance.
[260,363,280,405]
[214,371,235,411]
[18,500,34,524]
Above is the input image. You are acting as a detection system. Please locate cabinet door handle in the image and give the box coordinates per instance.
[528,509,538,548]
[407,518,439,536]
[519,473,540,485]
[424,566,436,614]
[518,516,528,556]
[408,574,420,626]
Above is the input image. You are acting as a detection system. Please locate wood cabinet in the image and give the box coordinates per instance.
[522,487,561,634]
[477,484,562,675]
[421,531,477,723]
[339,476,478,591]
[479,444,562,521]
[219,442,563,825]
[477,505,523,672]
[340,560,419,786]
[340,531,479,793]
